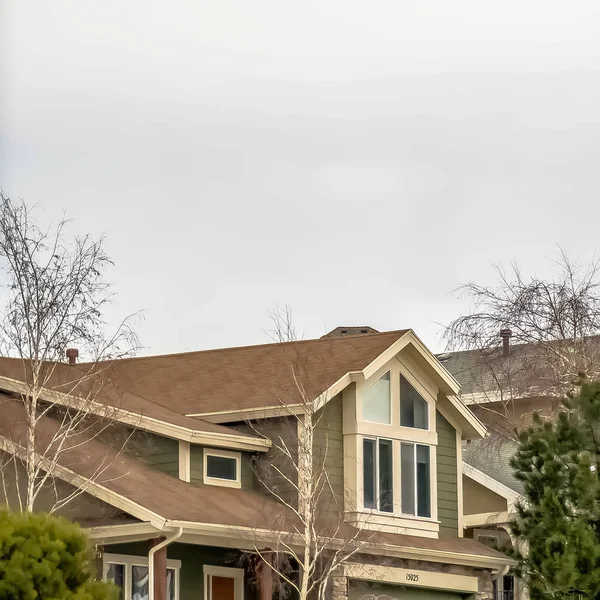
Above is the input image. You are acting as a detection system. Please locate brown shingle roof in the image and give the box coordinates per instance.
[0,357,262,441]
[86,330,409,416]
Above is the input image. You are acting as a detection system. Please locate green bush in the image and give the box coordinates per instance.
[0,510,118,600]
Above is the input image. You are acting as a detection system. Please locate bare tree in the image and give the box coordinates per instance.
[444,251,600,437]
[248,310,373,600]
[0,192,138,512]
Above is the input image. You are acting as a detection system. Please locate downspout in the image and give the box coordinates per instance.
[148,527,183,600]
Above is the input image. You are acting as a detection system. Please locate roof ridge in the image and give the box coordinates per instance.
[79,329,409,365]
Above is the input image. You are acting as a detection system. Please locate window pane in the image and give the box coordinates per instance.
[400,376,428,429]
[363,439,376,509]
[401,443,415,515]
[363,372,391,424]
[378,439,393,512]
[132,565,149,600]
[167,568,176,600]
[206,455,237,480]
[106,564,125,600]
[416,445,431,517]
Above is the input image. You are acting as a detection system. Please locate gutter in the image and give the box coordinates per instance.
[148,527,183,600]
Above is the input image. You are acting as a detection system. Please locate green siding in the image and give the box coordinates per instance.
[243,417,299,506]
[103,542,258,600]
[436,411,459,538]
[313,393,344,518]
[124,430,179,478]
[189,445,255,490]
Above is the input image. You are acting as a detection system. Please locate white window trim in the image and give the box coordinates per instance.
[103,553,181,600]
[359,435,437,522]
[204,565,244,600]
[362,371,392,425]
[203,448,242,489]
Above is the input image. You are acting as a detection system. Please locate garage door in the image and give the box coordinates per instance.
[349,581,470,600]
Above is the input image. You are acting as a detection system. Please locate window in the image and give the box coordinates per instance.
[363,372,391,424]
[400,443,431,517]
[203,449,241,488]
[400,375,428,429]
[103,554,180,600]
[363,438,393,512]
[204,565,244,600]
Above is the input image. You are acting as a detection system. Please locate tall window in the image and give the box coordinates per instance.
[104,554,180,600]
[363,438,393,512]
[400,443,431,517]
[400,375,428,429]
[363,372,391,424]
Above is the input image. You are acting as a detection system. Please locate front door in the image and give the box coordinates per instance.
[204,566,244,600]
[210,576,235,600]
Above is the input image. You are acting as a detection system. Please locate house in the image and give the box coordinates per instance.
[437,331,576,600]
[0,328,513,600]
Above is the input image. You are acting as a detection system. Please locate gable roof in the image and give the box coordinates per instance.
[84,330,411,416]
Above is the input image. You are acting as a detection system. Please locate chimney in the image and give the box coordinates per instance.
[66,348,79,365]
[500,329,512,357]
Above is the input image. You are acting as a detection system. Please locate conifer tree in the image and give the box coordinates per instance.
[510,380,600,600]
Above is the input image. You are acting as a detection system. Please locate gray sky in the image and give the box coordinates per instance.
[2,1,600,355]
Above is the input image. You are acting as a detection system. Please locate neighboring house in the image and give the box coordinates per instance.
[0,328,512,600]
[438,332,572,600]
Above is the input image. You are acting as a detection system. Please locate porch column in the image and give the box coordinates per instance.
[331,574,348,600]
[150,537,167,600]
[258,551,274,600]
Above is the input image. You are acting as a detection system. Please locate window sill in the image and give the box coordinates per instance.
[203,477,241,489]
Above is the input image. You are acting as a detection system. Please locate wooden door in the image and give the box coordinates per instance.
[210,576,235,600]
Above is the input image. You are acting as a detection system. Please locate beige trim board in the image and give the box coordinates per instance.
[0,375,270,452]
[343,563,479,593]
[463,511,510,527]
[187,404,304,422]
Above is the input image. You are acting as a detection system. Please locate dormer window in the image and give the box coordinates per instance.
[362,372,391,424]
[400,375,429,429]
[203,449,241,489]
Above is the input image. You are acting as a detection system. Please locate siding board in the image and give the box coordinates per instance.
[436,411,459,539]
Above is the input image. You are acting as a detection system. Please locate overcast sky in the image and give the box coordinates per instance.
[2,1,600,355]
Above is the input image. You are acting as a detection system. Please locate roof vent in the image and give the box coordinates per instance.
[321,326,379,339]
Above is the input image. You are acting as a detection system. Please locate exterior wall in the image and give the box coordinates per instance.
[126,430,179,477]
[100,425,180,478]
[463,476,507,515]
[103,541,259,600]
[238,417,299,507]
[189,445,254,489]
[313,393,345,520]
[436,411,459,539]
